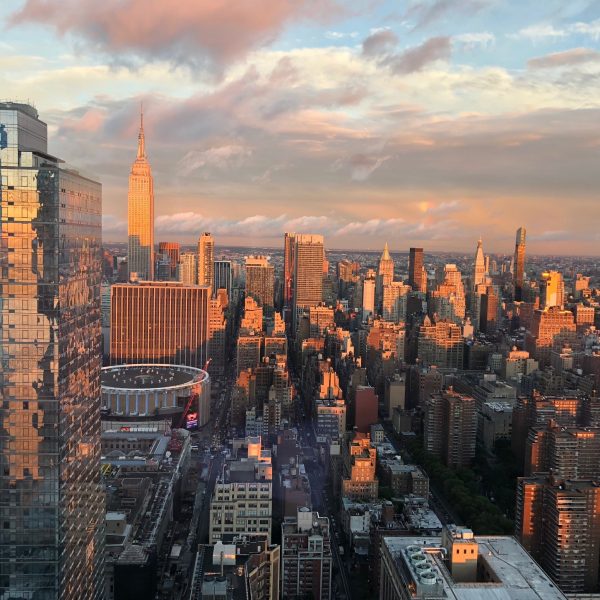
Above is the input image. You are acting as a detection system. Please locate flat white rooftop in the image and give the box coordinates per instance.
[384,535,567,599]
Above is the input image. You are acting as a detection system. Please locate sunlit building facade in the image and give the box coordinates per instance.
[0,103,105,598]
[292,234,324,327]
[110,281,210,368]
[197,232,214,291]
[178,252,197,285]
[128,108,154,281]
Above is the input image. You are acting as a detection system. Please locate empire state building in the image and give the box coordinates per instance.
[128,107,154,280]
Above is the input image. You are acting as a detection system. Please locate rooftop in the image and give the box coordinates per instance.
[383,536,567,599]
[101,364,207,390]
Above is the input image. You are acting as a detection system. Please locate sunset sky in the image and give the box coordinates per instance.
[3,0,600,253]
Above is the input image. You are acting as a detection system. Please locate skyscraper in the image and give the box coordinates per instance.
[540,271,565,309]
[514,226,526,301]
[472,238,486,289]
[158,241,180,279]
[179,252,198,285]
[424,390,476,467]
[245,255,275,316]
[283,232,296,310]
[376,242,394,312]
[214,259,233,299]
[0,102,105,598]
[292,234,324,327]
[128,106,154,281]
[197,232,214,290]
[110,282,210,367]
[516,474,600,594]
[362,277,375,321]
[408,247,426,292]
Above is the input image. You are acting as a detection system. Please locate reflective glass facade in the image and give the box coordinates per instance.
[0,103,105,599]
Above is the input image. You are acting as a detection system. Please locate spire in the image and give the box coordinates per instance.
[137,102,145,159]
[381,242,391,261]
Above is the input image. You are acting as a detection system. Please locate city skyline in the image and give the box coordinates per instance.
[2,1,600,253]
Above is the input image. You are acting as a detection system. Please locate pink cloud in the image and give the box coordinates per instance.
[58,108,105,134]
[10,0,342,70]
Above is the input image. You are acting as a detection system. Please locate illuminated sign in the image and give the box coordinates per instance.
[186,412,198,429]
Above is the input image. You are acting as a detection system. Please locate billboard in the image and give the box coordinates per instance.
[186,412,198,429]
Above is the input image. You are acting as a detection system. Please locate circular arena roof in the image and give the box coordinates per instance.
[101,364,209,392]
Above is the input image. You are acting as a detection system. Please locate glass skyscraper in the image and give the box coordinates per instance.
[0,103,105,598]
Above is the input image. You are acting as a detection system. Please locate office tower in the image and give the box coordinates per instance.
[408,247,425,292]
[472,238,486,288]
[197,232,215,290]
[516,474,600,594]
[525,307,576,368]
[292,234,324,327]
[424,390,476,467]
[0,103,104,598]
[128,106,154,281]
[362,277,375,321]
[382,281,411,323]
[480,284,499,334]
[246,255,275,316]
[429,264,466,322]
[376,242,394,310]
[209,296,227,374]
[417,316,464,369]
[540,271,565,309]
[158,241,180,279]
[283,232,295,309]
[281,507,332,600]
[378,242,394,286]
[514,226,526,301]
[110,282,210,367]
[214,259,233,299]
[178,252,197,285]
[209,437,273,543]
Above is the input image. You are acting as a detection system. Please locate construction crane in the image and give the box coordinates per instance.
[176,358,211,430]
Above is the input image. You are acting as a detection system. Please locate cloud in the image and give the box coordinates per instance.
[453,32,495,48]
[102,214,127,235]
[147,212,455,242]
[513,19,600,42]
[404,0,493,29]
[178,144,253,176]
[384,36,452,74]
[331,153,392,181]
[528,47,600,69]
[325,30,359,40]
[512,23,568,41]
[529,230,571,241]
[10,0,341,71]
[362,29,399,56]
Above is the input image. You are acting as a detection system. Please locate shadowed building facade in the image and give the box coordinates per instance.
[0,103,105,598]
[514,226,526,301]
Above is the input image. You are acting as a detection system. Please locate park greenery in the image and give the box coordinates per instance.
[407,438,515,535]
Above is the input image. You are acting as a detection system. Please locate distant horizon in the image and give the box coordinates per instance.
[101,238,600,259]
